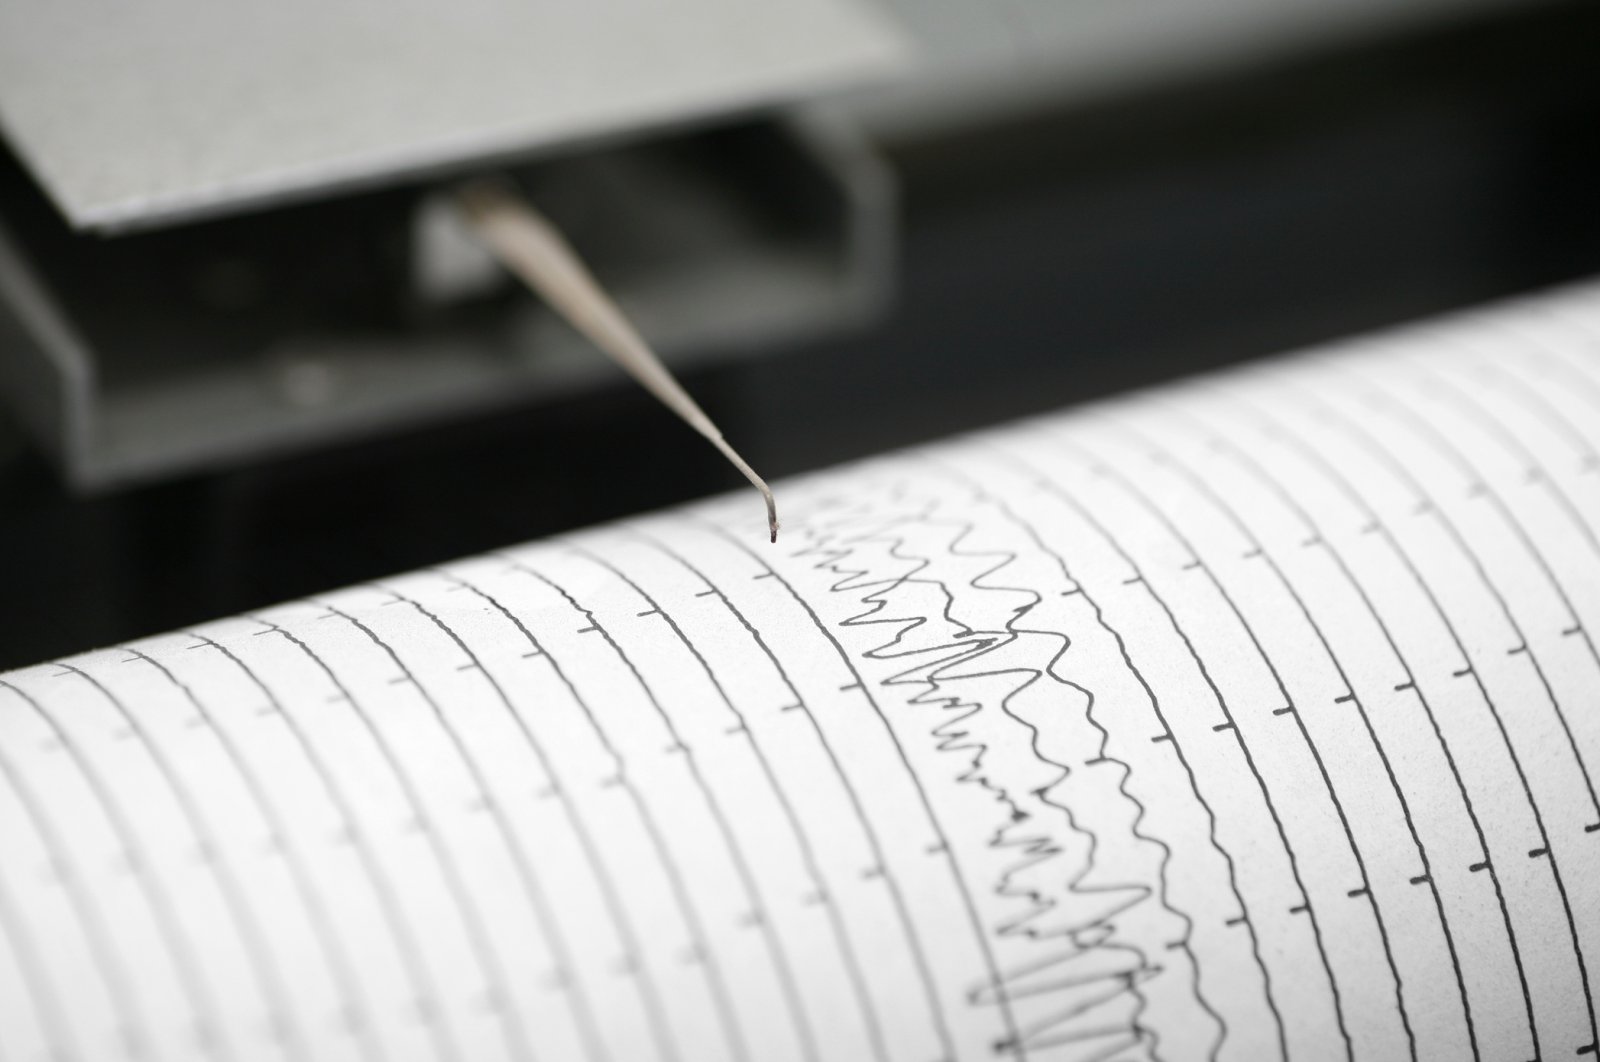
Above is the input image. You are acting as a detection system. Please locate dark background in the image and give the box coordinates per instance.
[3,0,1599,671]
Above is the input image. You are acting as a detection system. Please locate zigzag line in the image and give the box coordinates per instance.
[932,458,1225,1059]
[789,490,1164,1057]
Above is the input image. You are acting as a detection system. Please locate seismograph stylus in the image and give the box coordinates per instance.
[456,178,780,543]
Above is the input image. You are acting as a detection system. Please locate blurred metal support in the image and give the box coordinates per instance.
[0,115,896,490]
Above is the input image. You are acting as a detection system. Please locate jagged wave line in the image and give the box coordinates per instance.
[973,944,1161,1062]
[810,529,1159,1058]
[794,508,1040,851]
[794,508,1134,909]
[961,440,1231,1061]
[793,506,1162,1054]
[927,479,1215,1056]
[847,517,1159,1039]
[800,511,1151,931]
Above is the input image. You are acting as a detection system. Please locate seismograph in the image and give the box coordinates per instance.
[6,282,1600,1060]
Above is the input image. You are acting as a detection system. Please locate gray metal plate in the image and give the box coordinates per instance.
[0,0,907,231]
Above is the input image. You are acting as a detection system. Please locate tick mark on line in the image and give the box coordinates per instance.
[664,743,686,755]
[1301,536,1321,548]
[694,589,716,598]
[1394,681,1415,692]
[780,704,804,712]
[521,650,542,658]
[752,572,775,580]
[725,723,747,736]
[575,625,598,634]
[1409,874,1430,885]
[1334,694,1354,704]
[1150,733,1173,743]
[1452,667,1473,678]
[926,842,948,855]
[1577,1042,1596,1055]
[1289,904,1309,914]
[326,693,349,704]
[1469,861,1490,873]
[1273,707,1294,716]
[1585,823,1600,833]
[1347,887,1369,898]
[388,676,411,686]
[839,682,863,692]
[1212,721,1236,732]
[1181,560,1201,571]
[1166,940,1187,950]
[1507,644,1528,656]
[1529,847,1549,859]
[1224,915,1247,927]
[1061,587,1084,596]
[860,866,884,880]
[1242,547,1263,558]
[636,609,659,618]
[1564,625,1583,637]
[1121,575,1144,585]
[455,662,480,672]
